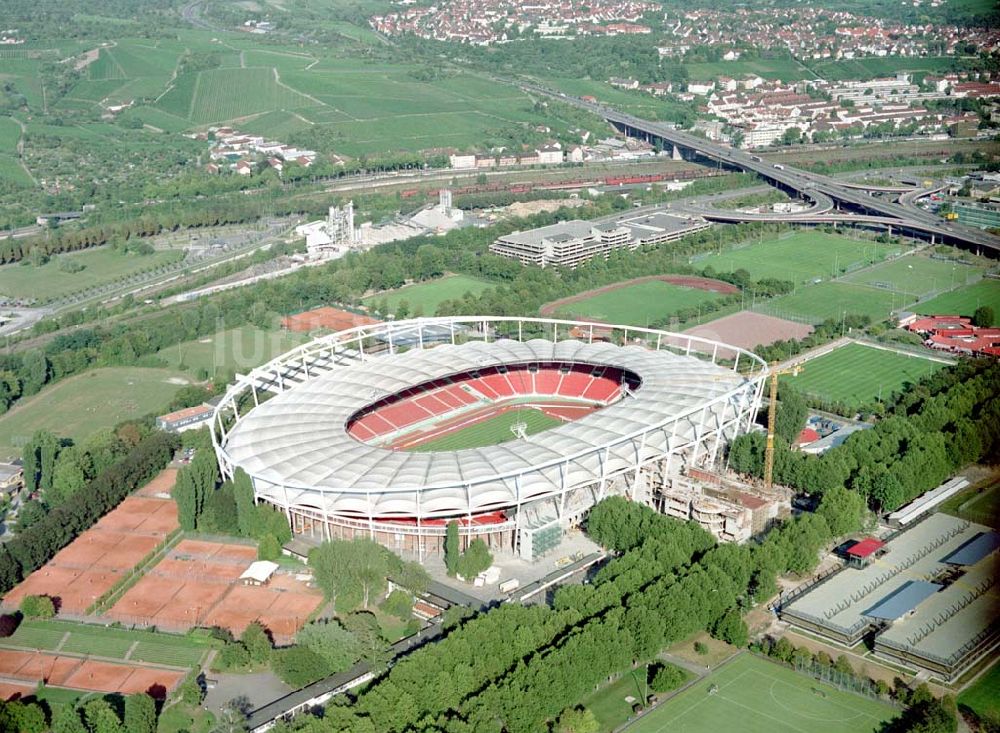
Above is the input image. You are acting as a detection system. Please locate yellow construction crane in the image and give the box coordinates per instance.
[764,363,802,490]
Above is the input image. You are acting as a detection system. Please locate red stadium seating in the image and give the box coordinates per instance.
[558,368,592,398]
[534,369,562,394]
[479,370,515,398]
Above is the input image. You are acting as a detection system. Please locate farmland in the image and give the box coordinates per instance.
[0,367,188,458]
[692,231,899,284]
[553,280,724,326]
[782,342,946,407]
[915,279,1000,317]
[364,274,495,316]
[625,653,896,733]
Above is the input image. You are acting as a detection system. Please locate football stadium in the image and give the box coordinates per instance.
[211,317,767,561]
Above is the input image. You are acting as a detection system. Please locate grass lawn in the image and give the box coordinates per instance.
[939,477,1000,528]
[693,231,897,284]
[409,407,563,452]
[581,670,657,732]
[0,246,183,302]
[555,280,722,326]
[783,343,946,406]
[156,325,310,377]
[1,619,215,668]
[364,275,494,317]
[959,658,1000,722]
[625,653,896,733]
[840,256,982,300]
[915,279,1000,318]
[0,367,189,458]
[757,281,905,324]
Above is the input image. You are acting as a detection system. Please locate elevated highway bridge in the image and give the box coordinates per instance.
[525,84,999,256]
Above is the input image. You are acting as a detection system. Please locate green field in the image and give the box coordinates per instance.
[916,279,1000,318]
[625,654,896,733]
[959,658,1000,723]
[408,407,563,452]
[156,325,310,377]
[582,670,668,732]
[940,478,1000,528]
[554,280,723,326]
[840,256,981,300]
[0,367,189,457]
[686,58,811,82]
[811,56,969,82]
[1,619,214,669]
[364,275,494,316]
[694,232,898,284]
[0,246,184,302]
[783,343,946,407]
[0,117,20,153]
[758,282,905,324]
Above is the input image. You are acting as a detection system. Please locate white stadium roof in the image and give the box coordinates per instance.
[221,336,754,517]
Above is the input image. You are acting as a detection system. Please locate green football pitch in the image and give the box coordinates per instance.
[407,407,563,452]
[782,342,946,406]
[364,275,494,317]
[916,278,1000,318]
[840,256,980,300]
[626,653,896,733]
[554,280,722,326]
[692,232,898,284]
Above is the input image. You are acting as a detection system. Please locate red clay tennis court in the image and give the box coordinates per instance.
[2,482,179,615]
[0,681,35,701]
[108,539,319,641]
[135,467,177,497]
[0,649,183,698]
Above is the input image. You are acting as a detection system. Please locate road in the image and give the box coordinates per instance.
[523,84,1000,256]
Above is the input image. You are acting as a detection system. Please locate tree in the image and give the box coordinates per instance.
[816,486,868,538]
[382,589,413,621]
[650,663,686,693]
[298,620,363,672]
[775,384,808,444]
[972,305,994,328]
[257,534,281,561]
[213,696,251,733]
[123,693,157,733]
[554,707,600,733]
[82,698,123,733]
[310,539,394,612]
[711,608,748,647]
[177,672,205,706]
[241,621,272,664]
[51,705,87,733]
[232,469,261,538]
[5,700,46,733]
[455,538,492,580]
[342,611,391,671]
[444,520,460,576]
[20,595,55,619]
[218,641,251,670]
[270,646,333,687]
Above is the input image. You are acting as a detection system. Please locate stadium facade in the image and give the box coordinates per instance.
[211,317,767,561]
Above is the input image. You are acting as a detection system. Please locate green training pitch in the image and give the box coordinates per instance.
[782,343,945,407]
[840,256,982,300]
[408,408,563,452]
[940,478,1000,529]
[0,246,183,302]
[758,281,907,324]
[693,231,898,284]
[364,275,494,316]
[554,280,722,326]
[156,325,310,377]
[958,658,1000,723]
[0,367,189,458]
[626,653,896,733]
[915,279,1000,318]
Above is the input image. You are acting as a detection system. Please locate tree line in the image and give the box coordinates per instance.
[263,489,870,733]
[729,358,1000,511]
[0,429,178,596]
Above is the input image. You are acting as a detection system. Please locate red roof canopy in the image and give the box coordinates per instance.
[847,537,885,558]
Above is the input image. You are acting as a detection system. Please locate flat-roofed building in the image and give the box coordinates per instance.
[489,211,710,268]
[780,512,1000,680]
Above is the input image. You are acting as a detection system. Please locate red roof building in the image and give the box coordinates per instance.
[795,427,821,447]
[847,537,885,558]
[906,315,1000,358]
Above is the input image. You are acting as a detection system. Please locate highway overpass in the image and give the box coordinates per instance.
[525,84,999,256]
